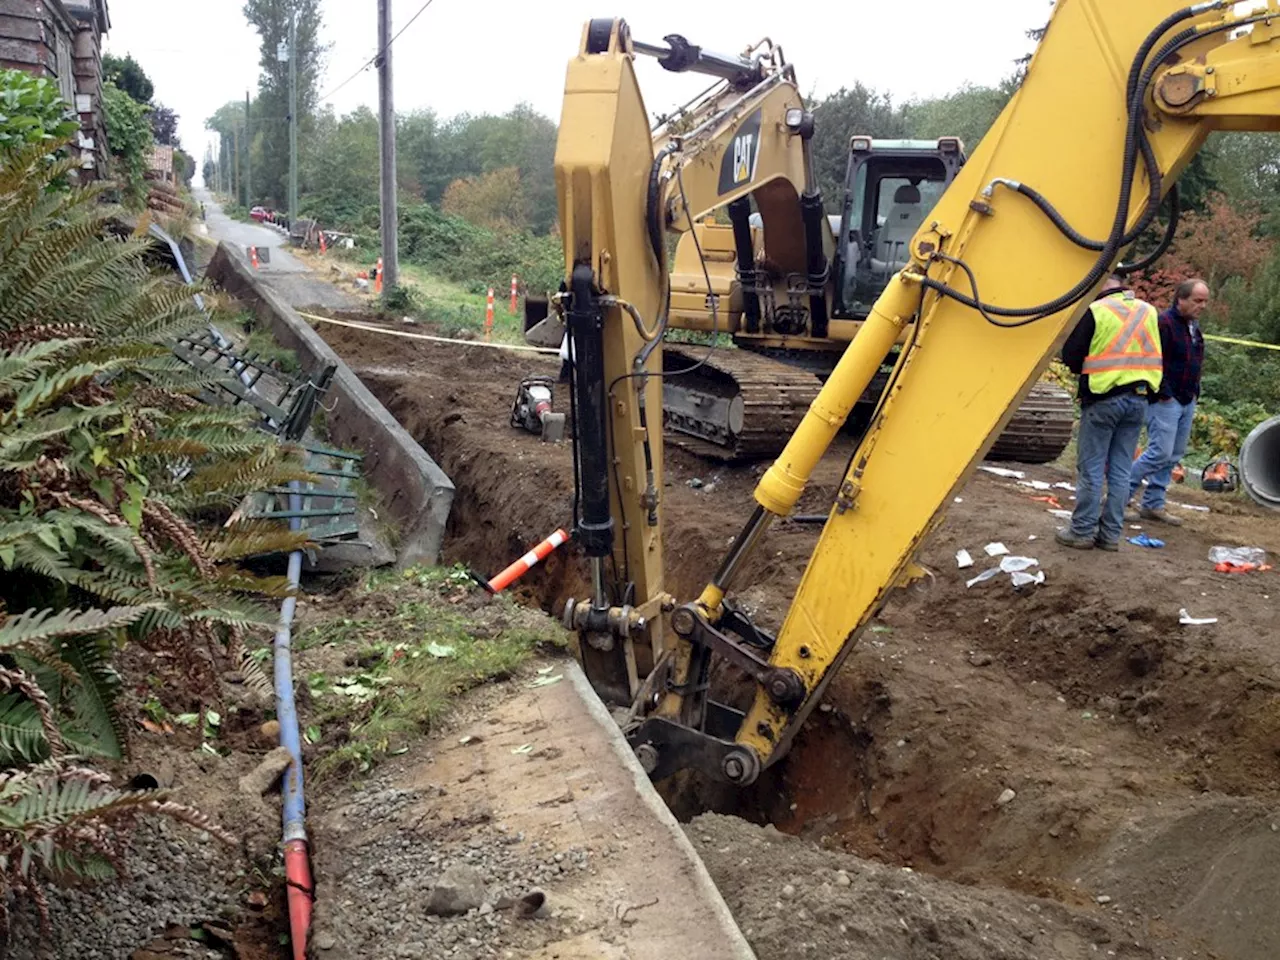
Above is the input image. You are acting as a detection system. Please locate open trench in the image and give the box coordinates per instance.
[321,318,1280,960]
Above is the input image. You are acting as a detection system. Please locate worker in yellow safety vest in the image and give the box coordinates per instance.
[1056,275,1163,552]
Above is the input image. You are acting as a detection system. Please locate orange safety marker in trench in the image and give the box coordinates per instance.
[374,257,384,295]
[485,287,495,341]
[510,273,519,314]
[473,528,572,594]
[249,245,260,270]
[319,231,327,254]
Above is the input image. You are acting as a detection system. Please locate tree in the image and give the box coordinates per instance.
[150,103,179,145]
[300,106,380,226]
[810,84,907,199]
[902,84,1011,153]
[442,167,529,232]
[101,53,154,105]
[243,0,326,208]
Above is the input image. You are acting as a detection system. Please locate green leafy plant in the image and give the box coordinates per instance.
[101,82,153,210]
[0,70,77,155]
[0,141,313,934]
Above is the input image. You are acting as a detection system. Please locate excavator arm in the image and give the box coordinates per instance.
[556,1,1280,785]
[554,20,825,704]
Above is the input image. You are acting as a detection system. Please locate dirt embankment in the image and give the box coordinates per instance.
[316,314,1280,960]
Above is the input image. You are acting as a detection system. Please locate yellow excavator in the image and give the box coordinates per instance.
[552,0,1270,784]
[529,45,1076,462]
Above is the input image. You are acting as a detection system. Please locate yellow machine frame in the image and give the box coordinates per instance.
[554,1,1280,784]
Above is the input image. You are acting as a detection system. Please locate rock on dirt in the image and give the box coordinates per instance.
[686,813,1210,960]
[427,864,487,915]
[238,745,293,796]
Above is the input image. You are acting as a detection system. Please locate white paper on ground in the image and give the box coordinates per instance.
[1017,480,1053,491]
[1053,482,1077,492]
[1179,608,1218,626]
[1000,556,1039,573]
[966,568,1003,588]
[1011,570,1047,588]
[978,466,1026,479]
[1174,503,1211,512]
[1049,509,1073,519]
[985,542,1010,557]
[956,549,974,569]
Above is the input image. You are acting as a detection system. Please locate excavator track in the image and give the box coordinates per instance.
[661,348,1076,464]
[987,381,1076,465]
[662,348,824,460]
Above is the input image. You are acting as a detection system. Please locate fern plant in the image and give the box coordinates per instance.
[0,139,311,938]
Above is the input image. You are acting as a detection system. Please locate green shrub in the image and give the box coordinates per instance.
[101,81,153,209]
[0,143,309,923]
[0,70,78,155]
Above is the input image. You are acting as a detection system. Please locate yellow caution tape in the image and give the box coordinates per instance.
[298,311,560,355]
[1203,333,1280,352]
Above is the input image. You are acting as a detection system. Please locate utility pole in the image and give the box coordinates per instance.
[377,0,399,296]
[245,90,252,209]
[232,125,240,202]
[288,9,299,225]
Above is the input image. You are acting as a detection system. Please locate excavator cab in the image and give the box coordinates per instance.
[832,137,966,320]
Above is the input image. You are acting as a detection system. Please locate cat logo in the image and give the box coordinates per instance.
[718,110,763,195]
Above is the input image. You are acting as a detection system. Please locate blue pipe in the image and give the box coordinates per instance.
[273,483,307,844]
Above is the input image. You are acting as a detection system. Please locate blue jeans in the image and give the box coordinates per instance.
[1071,392,1147,544]
[1129,398,1196,510]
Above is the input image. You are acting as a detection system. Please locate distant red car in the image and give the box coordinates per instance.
[250,206,271,222]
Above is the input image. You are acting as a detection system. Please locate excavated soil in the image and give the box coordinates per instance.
[315,314,1280,960]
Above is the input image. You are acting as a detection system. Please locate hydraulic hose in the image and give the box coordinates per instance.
[922,5,1238,323]
[1117,184,1181,275]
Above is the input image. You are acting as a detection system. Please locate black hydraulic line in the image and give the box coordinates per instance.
[727,196,761,333]
[921,7,1232,322]
[647,144,678,267]
[801,190,831,338]
[567,264,614,558]
[1117,184,1181,276]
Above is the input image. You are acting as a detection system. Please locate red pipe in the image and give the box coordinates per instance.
[284,840,312,960]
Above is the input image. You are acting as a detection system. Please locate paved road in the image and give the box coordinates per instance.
[195,189,357,310]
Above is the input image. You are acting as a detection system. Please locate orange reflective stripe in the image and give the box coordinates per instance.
[1083,297,1160,373]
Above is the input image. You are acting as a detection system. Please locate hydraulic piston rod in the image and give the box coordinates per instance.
[632,35,764,87]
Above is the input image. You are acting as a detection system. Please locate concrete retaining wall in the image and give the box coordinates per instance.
[206,242,454,567]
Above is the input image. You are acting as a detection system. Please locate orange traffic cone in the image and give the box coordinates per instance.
[375,257,384,295]
[250,246,260,271]
[485,288,495,342]
[319,232,327,255]
[509,274,518,315]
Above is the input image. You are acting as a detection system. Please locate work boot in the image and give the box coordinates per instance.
[1094,537,1120,552]
[1139,506,1184,527]
[1123,505,1141,522]
[1055,529,1095,550]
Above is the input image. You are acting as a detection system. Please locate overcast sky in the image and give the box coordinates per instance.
[104,0,1050,179]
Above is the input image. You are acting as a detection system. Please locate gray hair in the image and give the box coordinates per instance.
[1175,278,1208,303]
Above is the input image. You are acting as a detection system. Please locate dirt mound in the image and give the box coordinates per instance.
[315,314,1280,959]
[687,813,1214,960]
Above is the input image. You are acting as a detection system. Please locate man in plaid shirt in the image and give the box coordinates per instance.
[1127,279,1209,525]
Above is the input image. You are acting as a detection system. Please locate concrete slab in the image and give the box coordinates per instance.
[310,659,756,960]
[206,242,453,567]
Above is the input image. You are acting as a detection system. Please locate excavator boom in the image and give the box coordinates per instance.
[555,1,1277,785]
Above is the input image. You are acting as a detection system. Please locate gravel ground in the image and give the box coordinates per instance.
[6,818,241,960]
[687,813,1214,960]
[310,781,597,960]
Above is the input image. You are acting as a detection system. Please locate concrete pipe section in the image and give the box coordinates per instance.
[1241,415,1280,509]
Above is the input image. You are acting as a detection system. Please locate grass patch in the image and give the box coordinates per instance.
[302,565,564,778]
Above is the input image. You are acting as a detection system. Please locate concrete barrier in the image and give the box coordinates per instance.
[206,242,454,566]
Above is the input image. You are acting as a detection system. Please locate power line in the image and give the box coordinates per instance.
[318,0,437,102]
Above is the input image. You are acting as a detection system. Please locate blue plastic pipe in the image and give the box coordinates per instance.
[273,484,312,958]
